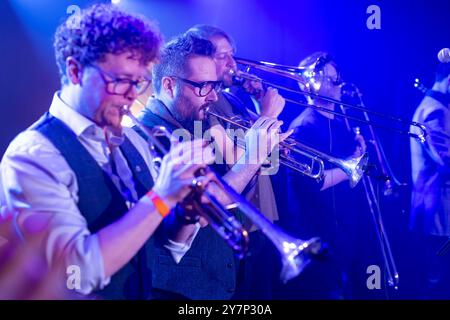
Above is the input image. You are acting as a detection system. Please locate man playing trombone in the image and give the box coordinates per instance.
[183,24,290,299]
[284,52,372,299]
[137,32,291,300]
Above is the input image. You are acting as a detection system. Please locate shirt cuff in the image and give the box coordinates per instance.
[163,223,201,264]
[73,233,111,295]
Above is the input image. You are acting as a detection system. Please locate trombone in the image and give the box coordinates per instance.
[207,109,369,188]
[232,57,428,143]
[230,57,409,289]
[123,104,324,283]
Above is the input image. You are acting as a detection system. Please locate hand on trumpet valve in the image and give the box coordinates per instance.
[245,117,293,165]
[152,139,216,209]
[170,166,217,228]
[177,200,210,227]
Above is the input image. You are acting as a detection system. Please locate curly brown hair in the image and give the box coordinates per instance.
[54,3,162,85]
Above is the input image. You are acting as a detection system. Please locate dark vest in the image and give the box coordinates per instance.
[32,112,154,299]
[137,103,238,300]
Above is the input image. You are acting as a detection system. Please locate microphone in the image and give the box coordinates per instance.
[437,48,450,63]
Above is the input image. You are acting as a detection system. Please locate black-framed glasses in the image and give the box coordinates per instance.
[172,76,223,97]
[89,64,151,96]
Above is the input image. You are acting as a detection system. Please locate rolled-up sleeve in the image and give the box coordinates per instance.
[0,131,110,295]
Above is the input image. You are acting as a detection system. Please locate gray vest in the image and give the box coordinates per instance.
[33,112,154,299]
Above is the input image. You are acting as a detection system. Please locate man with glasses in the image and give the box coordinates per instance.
[137,33,290,300]
[0,4,214,299]
[183,24,287,300]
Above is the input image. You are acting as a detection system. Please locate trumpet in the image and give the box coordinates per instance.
[123,104,324,283]
[207,109,369,188]
[232,57,428,143]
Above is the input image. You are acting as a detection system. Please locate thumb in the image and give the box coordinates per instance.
[198,217,209,228]
[279,128,294,142]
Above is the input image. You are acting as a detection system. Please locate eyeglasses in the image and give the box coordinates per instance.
[172,76,223,97]
[89,64,151,96]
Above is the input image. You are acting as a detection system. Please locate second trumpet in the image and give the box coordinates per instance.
[207,109,369,188]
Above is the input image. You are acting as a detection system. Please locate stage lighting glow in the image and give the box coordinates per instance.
[111,0,121,4]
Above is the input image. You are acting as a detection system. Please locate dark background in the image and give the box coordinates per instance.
[1,0,449,298]
[2,0,448,175]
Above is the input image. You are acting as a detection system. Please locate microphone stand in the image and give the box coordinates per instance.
[339,84,400,290]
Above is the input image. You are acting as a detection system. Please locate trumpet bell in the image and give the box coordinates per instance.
[334,152,369,188]
[280,236,324,283]
[125,104,325,281]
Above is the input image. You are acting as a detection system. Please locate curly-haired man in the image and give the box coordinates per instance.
[0,4,214,299]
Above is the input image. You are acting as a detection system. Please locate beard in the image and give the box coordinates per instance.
[220,70,234,88]
[172,94,211,135]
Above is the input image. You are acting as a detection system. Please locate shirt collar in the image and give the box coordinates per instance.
[49,91,125,146]
[49,92,97,137]
[146,97,185,129]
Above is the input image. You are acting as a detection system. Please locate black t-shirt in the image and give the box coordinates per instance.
[286,108,364,250]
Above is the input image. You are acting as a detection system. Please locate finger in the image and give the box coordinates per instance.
[279,128,294,142]
[173,144,215,167]
[266,87,281,98]
[242,79,251,90]
[170,139,210,165]
[178,177,204,191]
[265,87,276,94]
[260,118,279,131]
[173,153,213,177]
[251,116,269,129]
[198,217,209,228]
[268,120,283,132]
[249,80,263,92]
[255,118,274,131]
[177,163,211,179]
[170,138,206,156]
[195,171,216,187]
[277,96,286,108]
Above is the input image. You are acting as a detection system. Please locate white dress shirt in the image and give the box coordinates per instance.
[0,92,198,294]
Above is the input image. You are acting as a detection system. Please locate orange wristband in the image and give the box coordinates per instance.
[146,190,171,218]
